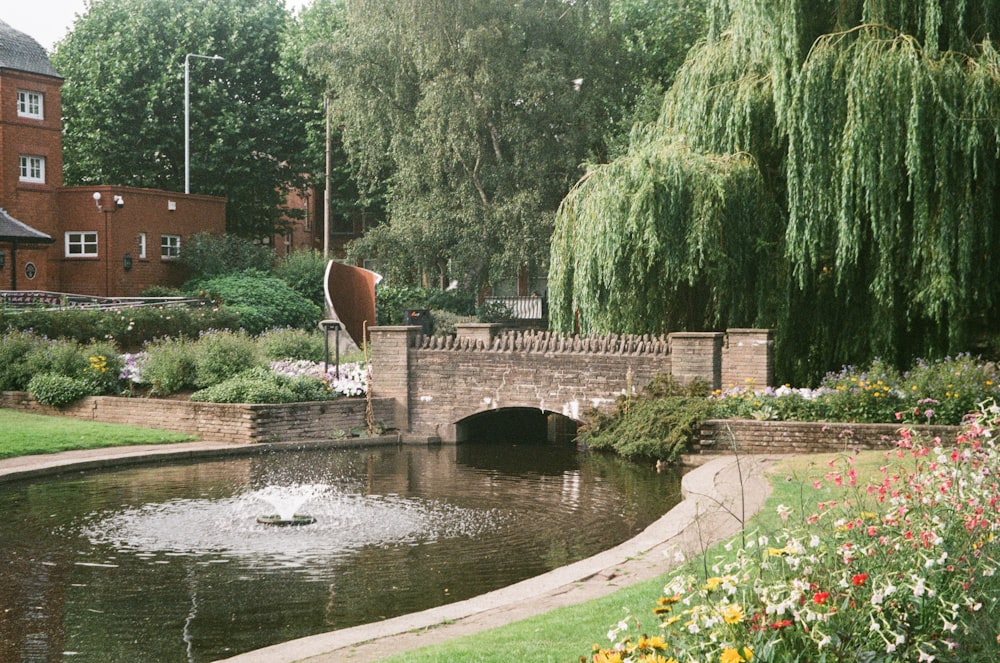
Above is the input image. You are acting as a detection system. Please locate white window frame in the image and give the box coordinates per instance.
[17,90,43,119]
[19,155,46,183]
[161,234,181,260]
[65,231,99,257]
[138,232,147,259]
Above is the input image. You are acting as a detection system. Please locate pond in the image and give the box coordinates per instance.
[0,441,682,662]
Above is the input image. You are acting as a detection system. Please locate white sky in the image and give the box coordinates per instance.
[4,0,309,51]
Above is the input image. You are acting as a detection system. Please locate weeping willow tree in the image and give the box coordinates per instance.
[551,0,1000,383]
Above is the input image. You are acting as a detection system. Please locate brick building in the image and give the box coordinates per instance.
[0,19,225,296]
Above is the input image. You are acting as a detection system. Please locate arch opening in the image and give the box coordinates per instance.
[455,407,579,444]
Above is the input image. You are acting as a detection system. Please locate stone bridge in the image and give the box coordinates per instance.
[369,324,773,442]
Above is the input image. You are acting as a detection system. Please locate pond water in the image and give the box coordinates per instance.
[0,442,682,662]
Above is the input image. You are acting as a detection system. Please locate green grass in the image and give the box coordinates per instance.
[0,409,195,459]
[379,450,889,663]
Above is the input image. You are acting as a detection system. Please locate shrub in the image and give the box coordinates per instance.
[141,337,197,395]
[898,354,998,426]
[187,270,322,334]
[257,327,325,362]
[428,309,475,336]
[476,300,515,323]
[180,232,274,279]
[0,329,46,390]
[582,396,716,461]
[80,341,125,394]
[376,285,476,325]
[0,305,242,350]
[190,366,338,403]
[273,250,328,308]
[191,329,263,388]
[27,373,95,407]
[24,337,88,380]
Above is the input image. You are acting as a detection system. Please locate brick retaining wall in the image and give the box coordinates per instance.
[1,392,394,445]
[695,419,960,455]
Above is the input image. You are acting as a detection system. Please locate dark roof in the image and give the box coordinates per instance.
[0,208,54,244]
[0,20,62,78]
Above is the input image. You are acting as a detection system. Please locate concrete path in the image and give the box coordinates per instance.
[0,444,780,663]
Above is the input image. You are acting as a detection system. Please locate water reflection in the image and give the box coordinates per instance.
[0,442,681,662]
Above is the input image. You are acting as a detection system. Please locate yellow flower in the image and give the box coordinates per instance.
[703,576,725,591]
[661,615,681,627]
[743,646,754,661]
[768,545,790,556]
[720,647,746,663]
[593,650,624,663]
[722,603,745,624]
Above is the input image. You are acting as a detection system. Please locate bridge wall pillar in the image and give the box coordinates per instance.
[668,332,724,389]
[369,325,420,432]
[722,329,775,390]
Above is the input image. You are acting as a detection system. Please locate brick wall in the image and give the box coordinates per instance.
[721,329,775,390]
[695,419,959,455]
[1,391,394,444]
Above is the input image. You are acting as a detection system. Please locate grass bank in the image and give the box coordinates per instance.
[0,409,195,459]
[375,450,911,663]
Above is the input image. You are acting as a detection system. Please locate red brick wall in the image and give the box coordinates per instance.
[56,186,226,296]
[0,69,64,291]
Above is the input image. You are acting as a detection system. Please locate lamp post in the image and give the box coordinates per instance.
[184,53,224,194]
[94,192,124,297]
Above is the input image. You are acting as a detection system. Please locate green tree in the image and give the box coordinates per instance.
[551,0,1000,384]
[306,0,626,291]
[52,0,309,238]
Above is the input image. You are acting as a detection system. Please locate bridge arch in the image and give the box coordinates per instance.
[455,407,579,444]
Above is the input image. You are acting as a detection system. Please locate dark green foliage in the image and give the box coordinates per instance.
[191,330,264,388]
[376,285,476,325]
[141,337,198,396]
[27,374,96,407]
[52,0,309,238]
[582,396,717,462]
[0,305,242,350]
[188,270,322,334]
[427,310,475,336]
[0,330,46,391]
[257,327,325,362]
[180,233,274,280]
[552,0,1000,384]
[190,366,337,403]
[272,250,328,308]
[476,301,515,324]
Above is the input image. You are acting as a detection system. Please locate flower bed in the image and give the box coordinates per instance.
[592,403,1000,662]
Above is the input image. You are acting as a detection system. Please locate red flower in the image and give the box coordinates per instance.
[852,573,868,586]
[770,619,793,629]
[813,591,830,605]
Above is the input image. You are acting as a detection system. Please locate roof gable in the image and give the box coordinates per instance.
[0,19,62,79]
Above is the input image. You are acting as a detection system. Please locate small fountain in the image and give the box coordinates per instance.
[251,484,324,526]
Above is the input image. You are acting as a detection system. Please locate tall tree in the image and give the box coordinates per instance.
[52,0,308,238]
[306,0,625,289]
[550,0,1000,384]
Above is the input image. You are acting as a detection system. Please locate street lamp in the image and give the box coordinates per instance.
[94,192,124,297]
[184,53,224,194]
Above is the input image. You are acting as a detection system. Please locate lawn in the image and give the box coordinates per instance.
[0,409,195,459]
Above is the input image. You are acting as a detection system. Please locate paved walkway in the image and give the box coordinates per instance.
[0,444,780,663]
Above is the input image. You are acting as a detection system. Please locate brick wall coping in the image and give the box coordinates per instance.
[416,329,671,356]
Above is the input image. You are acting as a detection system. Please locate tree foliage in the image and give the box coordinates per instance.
[551,0,1000,384]
[306,0,627,290]
[52,0,310,238]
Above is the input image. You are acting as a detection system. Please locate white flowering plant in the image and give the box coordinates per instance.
[591,402,1000,663]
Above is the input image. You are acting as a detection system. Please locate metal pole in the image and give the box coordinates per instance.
[323,95,331,260]
[184,53,224,195]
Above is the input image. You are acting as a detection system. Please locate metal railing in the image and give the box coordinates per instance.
[0,290,203,311]
[483,296,545,320]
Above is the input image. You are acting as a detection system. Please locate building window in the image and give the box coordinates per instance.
[138,232,147,259]
[161,234,181,259]
[65,232,99,257]
[19,155,45,183]
[17,90,43,119]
